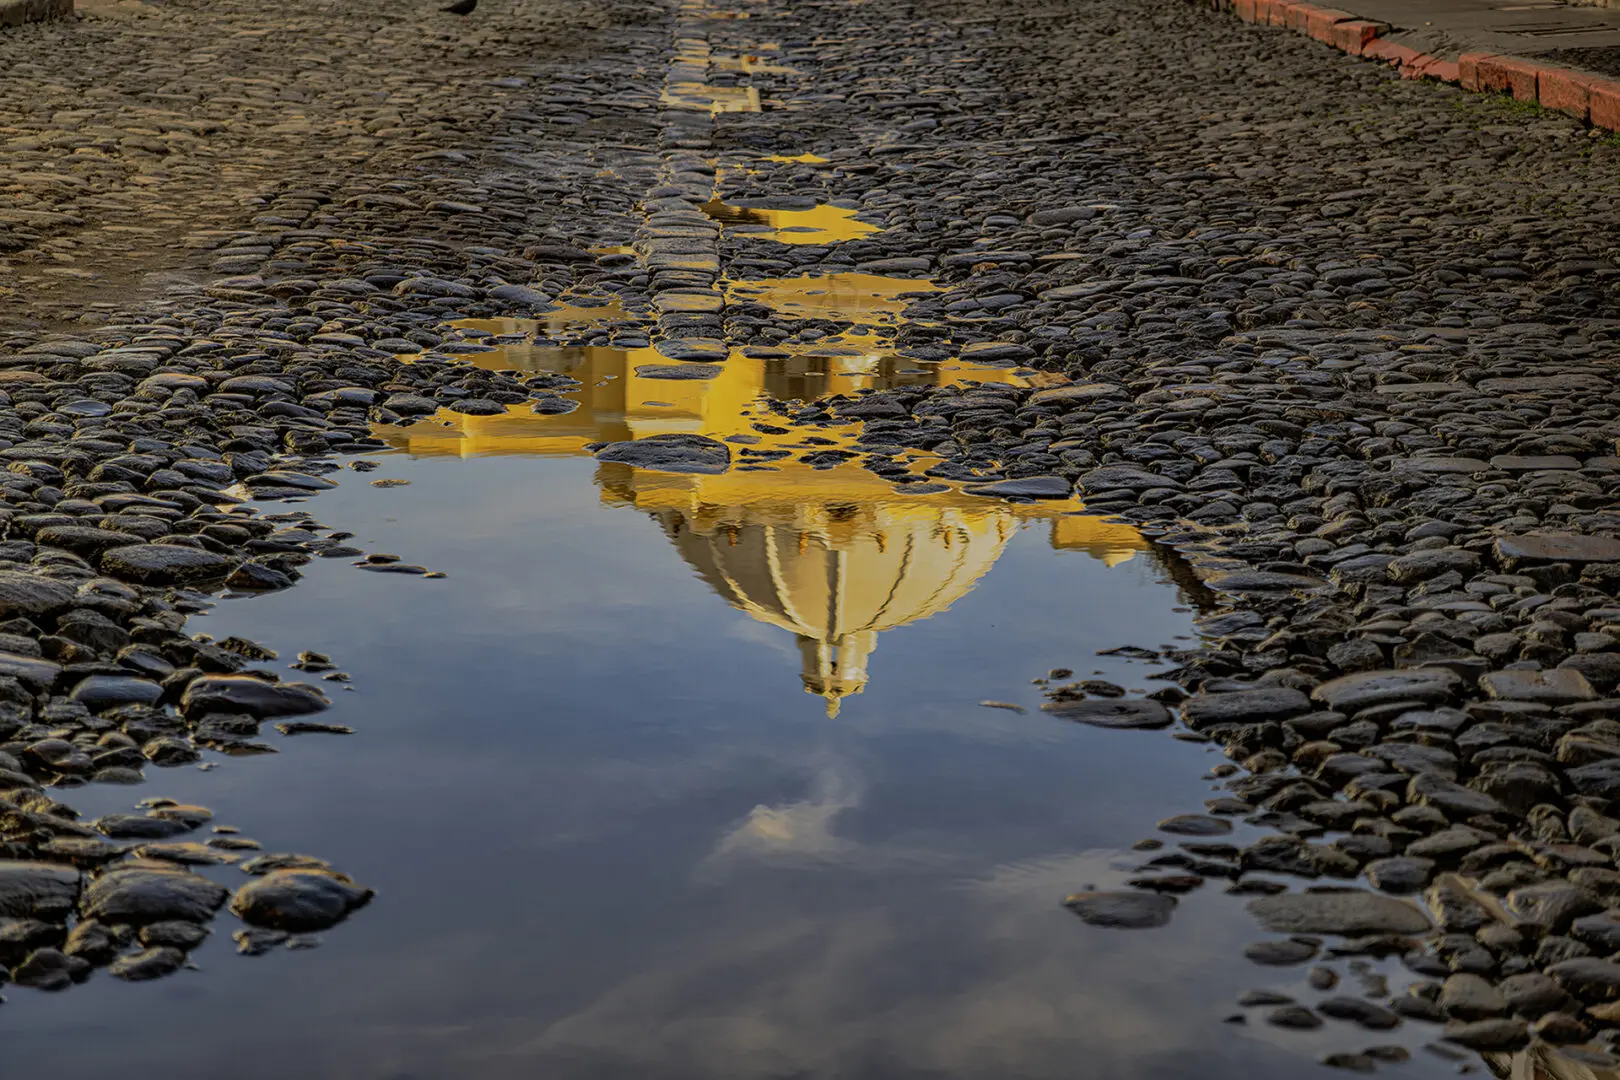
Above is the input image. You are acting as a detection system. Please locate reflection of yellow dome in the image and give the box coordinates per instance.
[653,500,1014,716]
[591,457,1146,715]
[371,294,1152,714]
[376,283,1021,462]
[701,199,881,245]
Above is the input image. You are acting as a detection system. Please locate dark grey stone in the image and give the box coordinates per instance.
[1248,890,1431,935]
[230,869,374,932]
[594,434,731,475]
[180,675,330,719]
[1063,890,1176,929]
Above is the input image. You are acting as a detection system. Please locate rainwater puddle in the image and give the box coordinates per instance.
[660,82,762,114]
[723,271,935,321]
[702,197,882,243]
[0,301,1475,1080]
[370,329,1033,470]
[0,412,1475,1080]
[0,434,1224,1080]
[0,378,1490,1080]
[710,52,804,75]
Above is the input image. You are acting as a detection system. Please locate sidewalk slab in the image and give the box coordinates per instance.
[0,0,71,27]
[1196,0,1620,132]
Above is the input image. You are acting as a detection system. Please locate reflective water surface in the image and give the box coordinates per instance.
[661,82,762,114]
[702,198,883,243]
[0,442,1280,1080]
[0,228,1513,1080]
[723,271,936,321]
[0,337,1470,1080]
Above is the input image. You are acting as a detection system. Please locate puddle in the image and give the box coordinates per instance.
[661,83,762,114]
[710,53,805,75]
[371,334,1030,455]
[0,413,1465,1080]
[442,298,632,344]
[430,307,638,358]
[723,272,937,322]
[702,197,882,243]
[0,295,1485,1080]
[761,152,829,164]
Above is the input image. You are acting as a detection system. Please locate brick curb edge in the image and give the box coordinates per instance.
[0,0,72,28]
[1193,0,1620,129]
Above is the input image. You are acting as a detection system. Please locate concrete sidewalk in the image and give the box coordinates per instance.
[1362,0,1620,60]
[0,0,70,27]
[1199,0,1620,129]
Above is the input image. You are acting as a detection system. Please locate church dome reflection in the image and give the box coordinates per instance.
[652,494,1011,717]
[597,459,1146,717]
[372,310,1151,714]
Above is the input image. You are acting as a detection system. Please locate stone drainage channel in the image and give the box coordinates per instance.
[0,1,1614,1078]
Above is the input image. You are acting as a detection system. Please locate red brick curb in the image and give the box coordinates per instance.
[1192,0,1620,131]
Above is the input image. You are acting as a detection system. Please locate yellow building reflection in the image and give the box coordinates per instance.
[701,199,881,244]
[374,326,1147,716]
[760,152,828,164]
[605,464,1144,716]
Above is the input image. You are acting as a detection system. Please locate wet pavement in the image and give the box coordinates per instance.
[2,0,1620,1075]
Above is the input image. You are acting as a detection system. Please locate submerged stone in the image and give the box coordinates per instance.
[963,476,1072,499]
[653,337,727,362]
[180,675,330,719]
[1039,698,1173,729]
[1316,996,1401,1029]
[230,869,374,932]
[1248,890,1432,935]
[1158,814,1233,836]
[1243,938,1318,965]
[13,947,89,991]
[1063,890,1176,929]
[81,866,230,924]
[94,814,192,840]
[109,945,185,981]
[593,434,731,475]
[139,920,210,949]
[634,364,723,380]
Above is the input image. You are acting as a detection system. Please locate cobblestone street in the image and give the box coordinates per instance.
[4,0,1620,1075]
